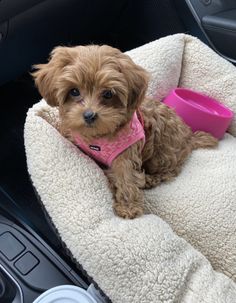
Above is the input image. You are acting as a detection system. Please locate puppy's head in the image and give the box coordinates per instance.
[32,45,149,140]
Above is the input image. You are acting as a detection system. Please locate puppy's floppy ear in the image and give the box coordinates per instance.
[32,62,58,107]
[32,46,75,106]
[118,53,149,111]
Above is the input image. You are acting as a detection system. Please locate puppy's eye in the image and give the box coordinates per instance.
[69,88,80,97]
[102,90,113,99]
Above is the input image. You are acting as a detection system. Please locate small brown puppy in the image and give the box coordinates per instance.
[33,45,217,219]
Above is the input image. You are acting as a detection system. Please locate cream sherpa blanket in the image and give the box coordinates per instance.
[25,34,236,302]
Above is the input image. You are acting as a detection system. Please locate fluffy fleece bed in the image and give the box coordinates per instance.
[25,34,236,302]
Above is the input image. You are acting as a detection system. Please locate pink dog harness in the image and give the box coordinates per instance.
[74,111,145,167]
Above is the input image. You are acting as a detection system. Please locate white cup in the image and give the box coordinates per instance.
[33,285,97,303]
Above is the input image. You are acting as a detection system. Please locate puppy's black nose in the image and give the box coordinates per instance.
[83,110,97,124]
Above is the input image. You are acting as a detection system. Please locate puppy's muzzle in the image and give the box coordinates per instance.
[83,110,97,124]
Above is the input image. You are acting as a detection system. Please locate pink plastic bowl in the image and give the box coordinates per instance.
[163,88,233,139]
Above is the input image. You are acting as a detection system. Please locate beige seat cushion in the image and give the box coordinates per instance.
[25,34,236,302]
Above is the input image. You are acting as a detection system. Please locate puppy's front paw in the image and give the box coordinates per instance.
[144,174,162,189]
[113,203,143,219]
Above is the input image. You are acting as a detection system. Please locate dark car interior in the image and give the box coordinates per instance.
[0,0,235,302]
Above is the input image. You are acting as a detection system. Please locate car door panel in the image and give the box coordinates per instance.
[185,0,236,62]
